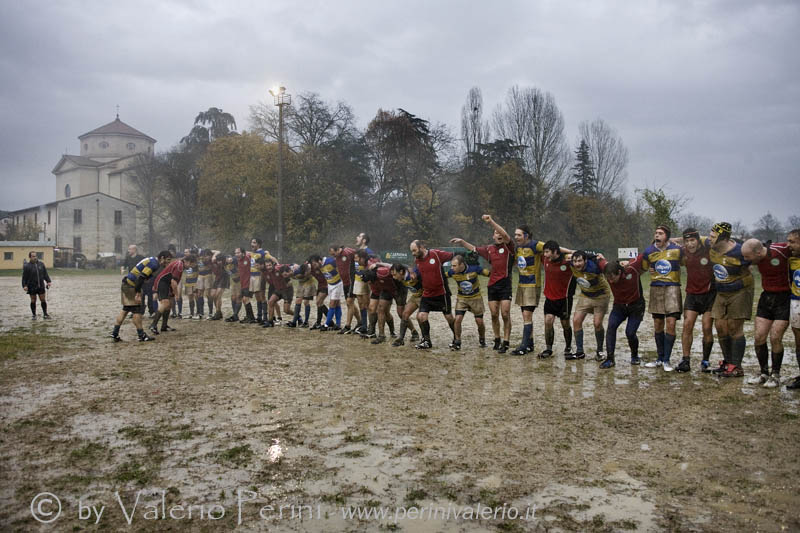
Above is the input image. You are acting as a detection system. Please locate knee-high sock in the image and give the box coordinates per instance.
[398,320,407,340]
[386,315,395,334]
[595,327,605,353]
[420,320,431,340]
[197,297,205,316]
[245,302,254,319]
[177,298,183,314]
[162,312,169,329]
[702,340,713,361]
[563,326,572,350]
[575,329,584,352]
[256,301,263,321]
[41,301,48,315]
[151,310,162,329]
[731,336,746,366]
[360,308,367,328]
[30,301,36,316]
[719,335,732,363]
[755,343,769,374]
[304,304,311,323]
[663,333,675,362]
[772,350,784,375]
[520,323,533,349]
[208,298,214,316]
[655,331,665,361]
[325,307,336,326]
[545,324,555,350]
[189,300,195,316]
[316,306,324,323]
[293,304,301,324]
[368,313,378,334]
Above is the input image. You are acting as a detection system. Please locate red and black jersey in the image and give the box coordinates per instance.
[543,256,574,300]
[476,241,515,286]
[154,259,184,286]
[335,248,356,286]
[758,242,791,293]
[312,267,327,287]
[682,244,714,295]
[608,265,643,305]
[266,267,289,290]
[370,266,396,295]
[415,249,454,298]
[238,257,250,287]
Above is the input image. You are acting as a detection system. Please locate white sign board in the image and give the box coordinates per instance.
[618,247,639,259]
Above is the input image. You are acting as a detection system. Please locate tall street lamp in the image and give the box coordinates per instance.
[269,85,291,261]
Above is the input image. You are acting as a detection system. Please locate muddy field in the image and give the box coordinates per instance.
[1,272,799,532]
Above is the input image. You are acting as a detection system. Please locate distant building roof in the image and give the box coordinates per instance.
[63,155,104,167]
[79,117,156,143]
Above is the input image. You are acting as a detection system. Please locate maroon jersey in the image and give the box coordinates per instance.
[211,262,223,278]
[415,249,454,298]
[154,259,184,286]
[543,256,574,300]
[266,266,289,290]
[238,257,250,287]
[683,244,714,295]
[335,248,355,286]
[476,241,515,286]
[608,265,643,305]
[370,267,396,295]
[312,267,326,287]
[758,242,791,293]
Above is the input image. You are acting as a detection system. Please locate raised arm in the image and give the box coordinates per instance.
[482,214,511,243]
[449,238,476,252]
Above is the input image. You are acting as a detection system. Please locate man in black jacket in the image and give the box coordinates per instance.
[22,251,52,319]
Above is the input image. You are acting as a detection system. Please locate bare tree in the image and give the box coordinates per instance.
[752,212,784,242]
[492,85,570,220]
[679,212,714,233]
[786,215,800,231]
[460,86,490,159]
[128,153,163,253]
[578,118,629,198]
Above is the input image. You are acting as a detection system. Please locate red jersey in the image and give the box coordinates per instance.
[476,241,515,286]
[335,248,355,286]
[266,267,289,290]
[543,256,574,300]
[155,259,184,286]
[682,244,714,295]
[415,249,454,298]
[758,242,791,293]
[608,265,643,305]
[312,267,327,287]
[238,257,250,287]
[370,267,396,295]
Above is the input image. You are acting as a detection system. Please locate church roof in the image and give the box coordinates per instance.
[79,117,156,142]
[64,155,105,167]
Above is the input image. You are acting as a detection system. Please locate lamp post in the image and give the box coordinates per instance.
[269,85,291,261]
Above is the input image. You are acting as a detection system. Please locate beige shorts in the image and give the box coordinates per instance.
[515,285,540,307]
[121,283,140,307]
[299,281,316,299]
[230,280,241,298]
[712,287,754,321]
[184,282,196,295]
[791,299,800,329]
[406,291,421,309]
[196,273,214,291]
[249,275,263,293]
[575,293,610,315]
[353,279,370,296]
[456,296,485,316]
[648,285,683,316]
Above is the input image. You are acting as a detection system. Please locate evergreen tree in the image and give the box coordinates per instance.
[570,139,596,196]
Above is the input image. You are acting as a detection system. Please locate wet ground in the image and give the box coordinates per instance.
[1,273,799,532]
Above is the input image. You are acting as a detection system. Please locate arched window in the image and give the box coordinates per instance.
[65,184,71,198]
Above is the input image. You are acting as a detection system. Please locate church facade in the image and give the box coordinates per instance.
[6,116,156,259]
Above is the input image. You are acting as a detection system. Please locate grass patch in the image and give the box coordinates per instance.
[340,449,367,458]
[218,444,253,466]
[69,441,108,463]
[344,433,368,443]
[0,329,78,361]
[114,460,156,485]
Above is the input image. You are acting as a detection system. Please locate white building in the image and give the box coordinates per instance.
[6,116,156,258]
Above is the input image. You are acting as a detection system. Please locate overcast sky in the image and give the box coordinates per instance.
[1,0,798,229]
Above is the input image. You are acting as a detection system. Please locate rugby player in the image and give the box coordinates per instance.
[541,241,576,358]
[331,245,358,334]
[638,225,683,372]
[708,222,754,378]
[601,259,645,368]
[786,228,800,390]
[410,240,455,349]
[569,250,611,361]
[225,250,243,322]
[510,225,547,355]
[362,263,397,344]
[450,214,514,353]
[310,252,344,331]
[352,233,377,334]
[676,229,716,373]
[149,253,197,334]
[208,252,229,320]
[22,251,52,319]
[183,249,199,318]
[195,249,214,319]
[390,263,422,346]
[237,247,256,323]
[444,254,489,350]
[286,262,315,327]
[309,257,329,329]
[110,251,170,342]
[742,237,792,387]
[249,238,267,323]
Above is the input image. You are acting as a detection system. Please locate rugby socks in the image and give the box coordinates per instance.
[563,326,573,351]
[177,298,183,315]
[112,325,121,337]
[595,327,605,353]
[293,304,301,324]
[316,306,324,324]
[368,312,378,334]
[208,299,214,316]
[325,307,336,327]
[627,330,639,357]
[420,320,431,340]
[41,301,48,316]
[197,297,205,317]
[755,343,769,375]
[719,335,732,363]
[30,302,36,316]
[360,309,368,329]
[702,340,713,361]
[731,336,746,367]
[772,350,784,375]
[386,315,395,336]
[654,331,665,362]
[151,311,161,329]
[162,312,170,329]
[521,323,533,350]
[136,328,145,338]
[334,306,342,327]
[304,304,311,324]
[545,323,555,351]
[189,300,195,316]
[245,303,255,320]
[575,329,584,353]
[663,333,675,364]
[256,301,263,322]
[398,320,407,340]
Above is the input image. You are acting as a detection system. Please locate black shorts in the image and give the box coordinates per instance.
[756,291,790,321]
[240,288,252,298]
[370,291,395,301]
[122,305,145,314]
[684,291,716,315]
[487,277,512,301]
[275,286,294,302]
[343,283,354,299]
[157,274,173,300]
[267,284,275,298]
[393,282,408,306]
[214,275,230,290]
[419,294,452,315]
[543,296,573,320]
[27,287,46,296]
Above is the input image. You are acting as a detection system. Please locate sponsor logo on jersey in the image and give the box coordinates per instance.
[517,256,527,269]
[713,264,729,281]
[655,259,672,275]
[577,277,591,288]
[459,281,474,293]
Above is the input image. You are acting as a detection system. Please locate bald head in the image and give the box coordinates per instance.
[741,238,765,262]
